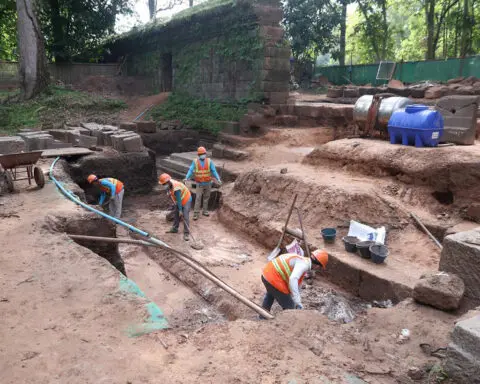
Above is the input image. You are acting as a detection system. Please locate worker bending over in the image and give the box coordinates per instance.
[87,174,124,219]
[159,173,192,241]
[261,250,328,312]
[184,146,221,220]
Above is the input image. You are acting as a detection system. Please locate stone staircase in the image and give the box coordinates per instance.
[156,151,238,182]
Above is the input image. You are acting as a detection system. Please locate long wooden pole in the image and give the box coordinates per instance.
[68,233,275,319]
[296,208,311,259]
[410,212,443,250]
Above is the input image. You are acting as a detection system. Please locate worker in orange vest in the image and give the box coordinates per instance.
[184,146,221,220]
[261,250,329,313]
[87,174,124,219]
[159,173,192,241]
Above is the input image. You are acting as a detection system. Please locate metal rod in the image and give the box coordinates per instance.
[410,212,443,250]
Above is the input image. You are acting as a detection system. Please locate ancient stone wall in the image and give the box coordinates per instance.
[106,0,290,103]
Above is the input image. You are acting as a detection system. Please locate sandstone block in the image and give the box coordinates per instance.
[413,272,465,310]
[123,135,143,152]
[440,229,480,301]
[0,136,26,155]
[119,122,137,132]
[48,129,69,142]
[425,86,449,99]
[212,144,249,161]
[444,343,480,383]
[21,134,54,151]
[78,134,98,149]
[136,121,156,133]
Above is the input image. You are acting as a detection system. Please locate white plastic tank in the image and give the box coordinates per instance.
[353,95,414,127]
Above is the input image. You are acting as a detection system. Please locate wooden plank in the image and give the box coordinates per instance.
[41,147,93,158]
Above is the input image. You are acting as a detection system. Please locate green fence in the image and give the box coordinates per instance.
[316,55,480,85]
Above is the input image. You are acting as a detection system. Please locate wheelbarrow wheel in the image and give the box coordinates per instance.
[33,167,45,188]
[5,171,14,193]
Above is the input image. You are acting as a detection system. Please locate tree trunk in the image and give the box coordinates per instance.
[426,0,436,59]
[460,0,469,56]
[189,0,193,7]
[16,0,49,99]
[148,0,157,19]
[339,0,347,66]
[381,0,388,59]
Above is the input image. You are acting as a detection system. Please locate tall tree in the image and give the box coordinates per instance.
[39,0,134,62]
[16,0,49,99]
[356,0,390,62]
[424,0,460,59]
[338,0,347,66]
[0,0,18,60]
[148,0,157,19]
[283,0,341,61]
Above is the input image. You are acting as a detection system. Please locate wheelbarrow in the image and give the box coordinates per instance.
[0,151,45,192]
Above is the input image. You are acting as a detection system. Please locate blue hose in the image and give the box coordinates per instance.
[49,157,170,248]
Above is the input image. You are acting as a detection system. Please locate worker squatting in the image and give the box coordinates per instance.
[87,147,330,315]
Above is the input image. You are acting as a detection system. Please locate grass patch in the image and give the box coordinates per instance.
[147,94,247,134]
[0,86,126,134]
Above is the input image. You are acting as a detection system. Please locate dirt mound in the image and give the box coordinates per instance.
[230,168,408,229]
[305,139,480,205]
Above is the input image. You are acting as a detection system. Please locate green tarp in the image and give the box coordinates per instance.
[316,56,480,85]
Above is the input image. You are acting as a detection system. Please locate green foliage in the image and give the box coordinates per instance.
[171,0,234,20]
[283,0,341,60]
[148,94,248,134]
[0,0,17,60]
[0,87,125,134]
[38,0,134,62]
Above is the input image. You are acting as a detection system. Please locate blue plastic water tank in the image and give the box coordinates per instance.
[387,105,444,148]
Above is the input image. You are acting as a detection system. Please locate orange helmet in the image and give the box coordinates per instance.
[197,146,207,155]
[87,174,98,184]
[312,249,328,270]
[158,173,171,185]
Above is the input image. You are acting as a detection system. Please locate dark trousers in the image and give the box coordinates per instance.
[261,275,295,311]
[173,200,191,234]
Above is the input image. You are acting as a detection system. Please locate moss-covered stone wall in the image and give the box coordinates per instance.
[106,0,290,103]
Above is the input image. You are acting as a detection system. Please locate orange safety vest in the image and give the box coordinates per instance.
[169,180,191,207]
[262,254,310,294]
[99,178,124,195]
[194,158,212,183]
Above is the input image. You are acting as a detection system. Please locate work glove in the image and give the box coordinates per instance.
[179,210,184,218]
[295,303,303,310]
[183,179,188,184]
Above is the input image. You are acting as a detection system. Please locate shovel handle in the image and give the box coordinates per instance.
[276,194,298,248]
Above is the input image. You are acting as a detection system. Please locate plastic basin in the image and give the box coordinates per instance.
[342,236,359,253]
[356,241,376,259]
[369,244,388,264]
[321,228,337,243]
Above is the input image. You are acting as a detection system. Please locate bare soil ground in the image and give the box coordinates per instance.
[0,127,469,383]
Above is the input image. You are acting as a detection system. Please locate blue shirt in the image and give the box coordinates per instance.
[98,179,119,205]
[185,158,221,186]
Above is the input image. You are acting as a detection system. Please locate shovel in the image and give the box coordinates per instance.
[267,194,298,261]
[182,218,204,250]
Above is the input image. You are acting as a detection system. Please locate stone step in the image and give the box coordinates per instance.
[170,151,204,165]
[157,153,239,182]
[157,158,190,176]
